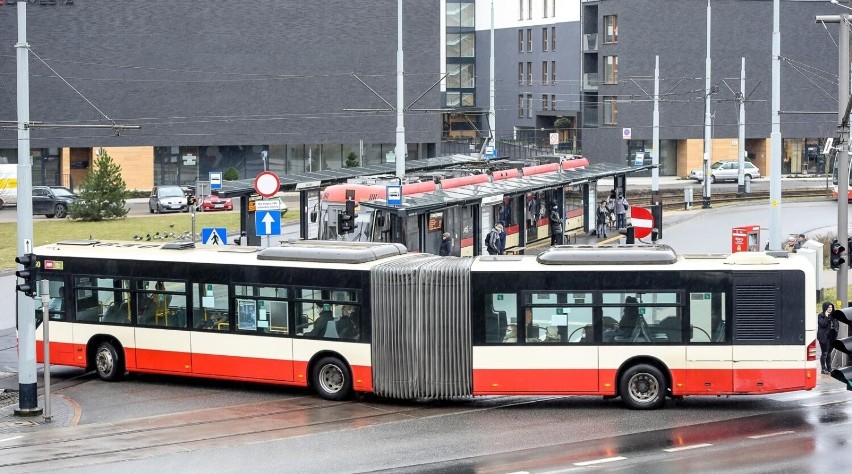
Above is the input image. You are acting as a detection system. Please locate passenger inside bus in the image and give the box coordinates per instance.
[336,305,359,340]
[525,308,541,342]
[303,302,334,337]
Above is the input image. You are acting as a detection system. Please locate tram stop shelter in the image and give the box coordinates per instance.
[212,154,483,245]
[359,162,653,256]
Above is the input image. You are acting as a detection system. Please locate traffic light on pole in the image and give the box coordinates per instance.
[830,239,846,270]
[14,253,36,297]
[830,308,852,390]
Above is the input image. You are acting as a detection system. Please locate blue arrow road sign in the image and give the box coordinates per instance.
[255,210,281,236]
[201,227,227,246]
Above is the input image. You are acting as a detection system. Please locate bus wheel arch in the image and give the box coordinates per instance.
[87,335,126,382]
[615,357,671,410]
[308,351,353,401]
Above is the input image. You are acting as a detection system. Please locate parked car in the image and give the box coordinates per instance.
[197,194,233,212]
[689,160,761,183]
[32,186,79,218]
[149,185,189,213]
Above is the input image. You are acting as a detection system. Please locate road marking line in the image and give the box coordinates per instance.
[573,456,627,466]
[0,436,22,443]
[663,443,713,452]
[748,430,795,439]
[801,399,852,407]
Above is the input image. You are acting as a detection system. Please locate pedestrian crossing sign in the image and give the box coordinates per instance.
[201,227,227,246]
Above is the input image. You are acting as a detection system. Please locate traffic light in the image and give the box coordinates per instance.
[830,308,852,390]
[338,193,356,234]
[15,253,36,297]
[830,240,846,270]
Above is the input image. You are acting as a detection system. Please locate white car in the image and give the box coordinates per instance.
[689,160,761,183]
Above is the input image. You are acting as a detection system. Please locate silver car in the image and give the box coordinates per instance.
[148,185,189,213]
[689,160,761,183]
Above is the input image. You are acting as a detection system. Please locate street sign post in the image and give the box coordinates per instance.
[209,171,222,190]
[255,210,281,236]
[201,227,227,246]
[254,171,280,198]
[254,199,282,211]
[386,185,402,206]
[630,206,654,239]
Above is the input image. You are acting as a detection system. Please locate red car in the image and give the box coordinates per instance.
[197,195,233,211]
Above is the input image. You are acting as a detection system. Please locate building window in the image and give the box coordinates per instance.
[542,27,548,51]
[527,62,533,85]
[527,28,533,52]
[604,15,618,44]
[543,0,548,18]
[604,55,618,84]
[552,26,556,50]
[528,0,532,19]
[447,92,461,108]
[551,94,557,111]
[447,2,475,28]
[552,0,556,17]
[447,64,475,89]
[518,94,525,118]
[518,62,524,85]
[446,33,475,58]
[604,96,618,125]
[519,0,523,20]
[542,94,548,111]
[551,61,557,85]
[542,61,548,85]
[527,94,533,118]
[519,29,524,52]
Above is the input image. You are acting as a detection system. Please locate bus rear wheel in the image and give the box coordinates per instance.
[95,341,125,381]
[312,356,352,401]
[619,364,666,410]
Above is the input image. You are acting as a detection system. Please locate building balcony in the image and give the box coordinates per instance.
[583,73,598,91]
[583,33,598,52]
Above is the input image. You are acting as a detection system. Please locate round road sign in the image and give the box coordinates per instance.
[254,171,280,198]
[630,206,654,239]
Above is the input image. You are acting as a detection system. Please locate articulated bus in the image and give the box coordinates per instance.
[33,240,815,409]
[317,156,590,242]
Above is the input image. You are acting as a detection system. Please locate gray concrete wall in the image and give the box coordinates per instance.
[583,0,841,164]
[0,0,442,149]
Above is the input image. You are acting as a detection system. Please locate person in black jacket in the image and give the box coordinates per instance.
[439,232,453,256]
[818,301,839,374]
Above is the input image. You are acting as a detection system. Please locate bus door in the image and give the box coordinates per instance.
[460,204,477,256]
[685,291,732,393]
[134,280,192,373]
[480,199,495,255]
[424,210,445,255]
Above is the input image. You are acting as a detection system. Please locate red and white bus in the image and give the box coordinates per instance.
[33,240,815,409]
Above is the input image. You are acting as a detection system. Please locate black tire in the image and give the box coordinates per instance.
[149,206,154,214]
[619,364,666,410]
[54,203,68,219]
[744,174,752,182]
[45,213,55,218]
[710,174,717,184]
[0,198,4,210]
[94,341,125,381]
[312,356,352,401]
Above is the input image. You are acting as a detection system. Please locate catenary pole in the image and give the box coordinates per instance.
[651,55,660,204]
[488,0,496,151]
[702,0,713,208]
[738,57,746,197]
[395,0,406,179]
[769,0,782,249]
[14,0,41,417]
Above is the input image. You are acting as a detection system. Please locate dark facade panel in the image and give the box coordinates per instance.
[0,0,442,148]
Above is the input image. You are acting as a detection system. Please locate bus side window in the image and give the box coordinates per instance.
[689,292,727,343]
[193,283,230,331]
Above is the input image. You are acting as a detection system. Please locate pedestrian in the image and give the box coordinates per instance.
[549,201,564,245]
[485,223,503,255]
[615,194,629,229]
[596,199,609,239]
[795,234,806,250]
[527,194,539,229]
[439,232,453,256]
[817,302,840,374]
[784,236,797,253]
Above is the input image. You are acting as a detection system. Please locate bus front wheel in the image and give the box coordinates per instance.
[312,356,352,401]
[619,364,666,410]
[95,341,125,381]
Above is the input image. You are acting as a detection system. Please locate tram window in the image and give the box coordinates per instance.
[193,283,230,331]
[234,285,289,335]
[689,292,728,343]
[484,293,517,343]
[136,280,187,328]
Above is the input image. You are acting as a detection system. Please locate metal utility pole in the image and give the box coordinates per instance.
[14,0,41,417]
[702,0,713,208]
[651,55,660,204]
[769,0,782,250]
[488,0,496,151]
[394,0,406,179]
[737,58,747,197]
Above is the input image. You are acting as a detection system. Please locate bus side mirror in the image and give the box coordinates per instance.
[376,210,385,227]
[310,210,317,223]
